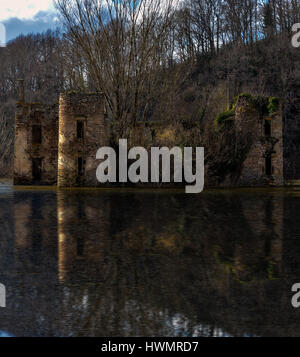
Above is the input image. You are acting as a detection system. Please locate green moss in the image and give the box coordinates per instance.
[233,93,280,117]
[233,92,253,105]
[233,93,265,114]
[268,97,280,116]
[215,93,280,130]
[66,90,78,95]
[238,92,252,99]
[214,108,235,129]
[267,261,277,280]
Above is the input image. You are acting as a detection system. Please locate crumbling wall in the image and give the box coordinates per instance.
[58,92,109,187]
[282,79,300,180]
[235,97,283,186]
[14,102,58,185]
[13,84,285,188]
[0,101,15,178]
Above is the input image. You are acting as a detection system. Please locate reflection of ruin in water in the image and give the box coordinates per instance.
[57,192,110,283]
[0,189,300,336]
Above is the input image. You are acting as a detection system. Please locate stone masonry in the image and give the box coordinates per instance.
[14,81,109,187]
[235,96,284,186]
[13,80,286,188]
[57,92,109,187]
[14,80,58,185]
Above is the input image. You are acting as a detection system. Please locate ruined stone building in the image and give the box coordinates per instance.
[14,80,109,187]
[14,80,59,186]
[233,95,284,186]
[12,80,294,188]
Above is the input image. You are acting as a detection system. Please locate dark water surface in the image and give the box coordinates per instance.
[0,186,300,337]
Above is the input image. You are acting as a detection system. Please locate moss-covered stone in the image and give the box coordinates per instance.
[215,108,235,129]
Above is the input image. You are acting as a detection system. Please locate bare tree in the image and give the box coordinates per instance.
[55,0,177,139]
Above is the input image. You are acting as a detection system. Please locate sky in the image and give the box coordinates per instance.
[0,0,59,42]
[0,0,182,44]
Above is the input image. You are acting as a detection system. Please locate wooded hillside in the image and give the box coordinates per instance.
[1,0,300,177]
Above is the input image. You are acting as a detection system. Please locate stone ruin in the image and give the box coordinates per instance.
[234,95,284,186]
[14,80,110,187]
[13,80,287,188]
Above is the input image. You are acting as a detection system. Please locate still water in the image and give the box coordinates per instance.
[0,185,300,337]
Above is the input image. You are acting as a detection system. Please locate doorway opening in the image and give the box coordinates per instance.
[264,119,271,137]
[32,124,42,144]
[78,157,84,177]
[265,156,272,176]
[77,120,84,139]
[32,158,42,181]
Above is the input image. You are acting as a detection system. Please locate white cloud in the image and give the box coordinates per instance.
[0,0,55,21]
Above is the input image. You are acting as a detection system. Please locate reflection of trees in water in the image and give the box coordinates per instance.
[0,192,14,275]
[0,190,300,336]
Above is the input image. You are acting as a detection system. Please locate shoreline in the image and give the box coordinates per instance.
[3,178,300,193]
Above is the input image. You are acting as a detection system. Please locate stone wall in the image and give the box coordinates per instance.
[14,102,58,185]
[57,92,109,187]
[13,85,285,188]
[235,97,284,186]
[0,101,15,178]
[282,79,300,180]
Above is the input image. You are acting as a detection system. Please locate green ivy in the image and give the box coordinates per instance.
[214,108,235,129]
[268,97,280,116]
[215,93,280,129]
[232,92,253,107]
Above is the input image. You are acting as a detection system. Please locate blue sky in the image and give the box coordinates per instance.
[0,0,59,42]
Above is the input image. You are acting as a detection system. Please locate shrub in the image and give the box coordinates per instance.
[268,97,280,115]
